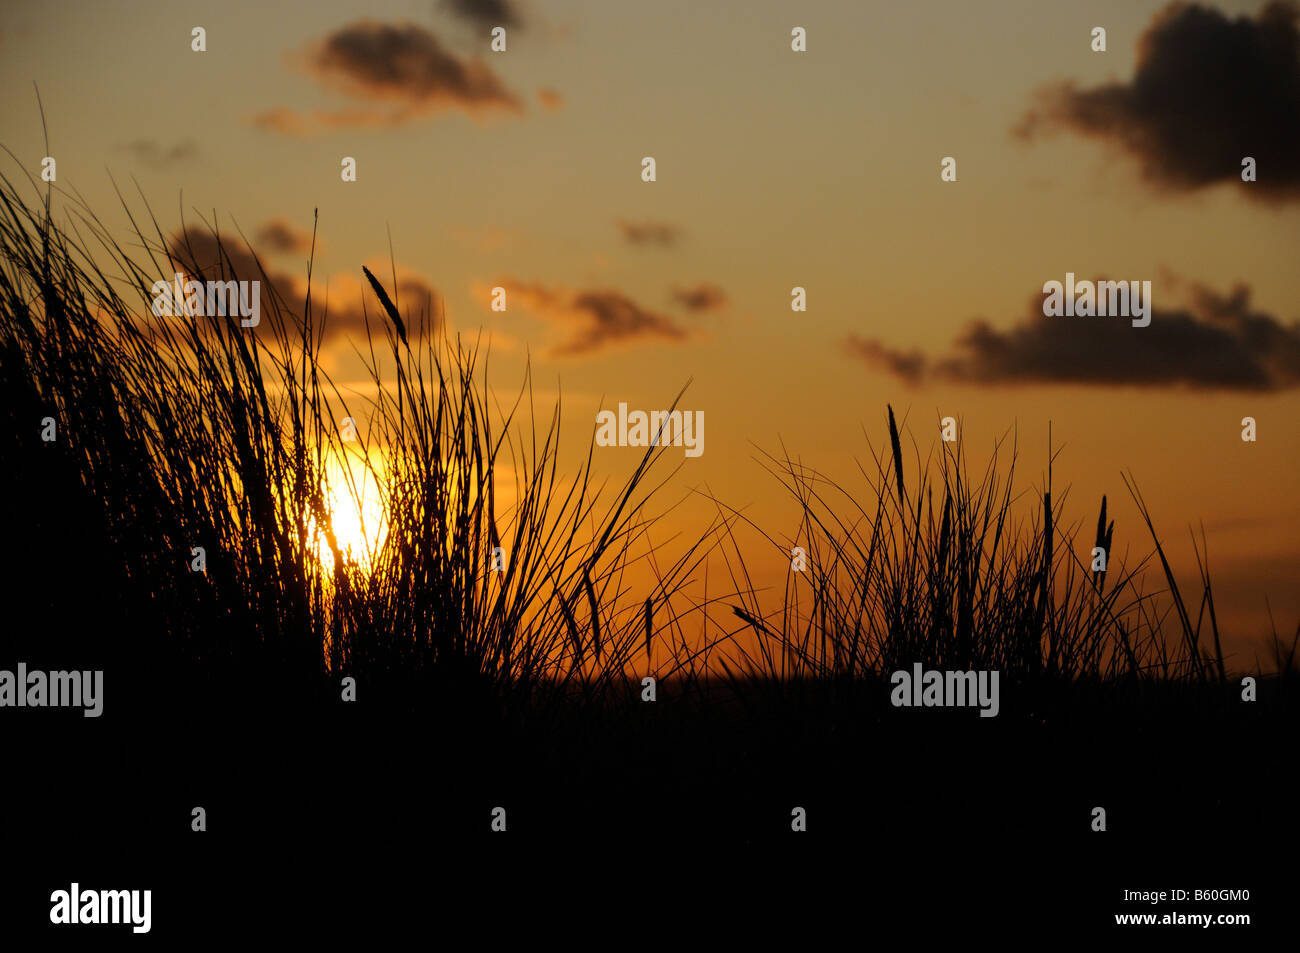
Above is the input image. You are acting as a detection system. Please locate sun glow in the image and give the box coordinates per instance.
[308,448,387,571]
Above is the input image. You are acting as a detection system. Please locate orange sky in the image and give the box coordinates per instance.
[2,0,1297,666]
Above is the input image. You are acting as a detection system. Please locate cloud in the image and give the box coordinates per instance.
[254,20,524,132]
[252,106,444,133]
[116,139,198,166]
[671,282,727,312]
[537,87,564,111]
[615,219,682,247]
[1014,1,1300,201]
[249,107,312,135]
[166,227,294,300]
[485,278,689,355]
[160,227,296,340]
[255,109,387,131]
[256,218,316,255]
[317,263,443,342]
[844,337,928,385]
[162,227,439,343]
[440,0,525,30]
[308,20,522,112]
[847,280,1300,391]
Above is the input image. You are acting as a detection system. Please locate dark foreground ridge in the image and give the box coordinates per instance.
[4,657,1295,939]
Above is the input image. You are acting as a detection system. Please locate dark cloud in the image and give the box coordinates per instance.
[309,20,522,112]
[321,269,442,343]
[166,227,294,302]
[440,0,524,30]
[493,279,689,355]
[158,227,294,341]
[847,280,1300,391]
[615,219,682,247]
[1014,1,1300,201]
[844,337,928,385]
[254,20,524,132]
[671,282,727,312]
[161,227,439,343]
[256,219,316,255]
[116,139,198,166]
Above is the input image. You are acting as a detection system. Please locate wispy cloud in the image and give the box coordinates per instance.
[116,139,198,166]
[537,87,564,111]
[671,282,727,313]
[482,278,690,356]
[615,219,682,247]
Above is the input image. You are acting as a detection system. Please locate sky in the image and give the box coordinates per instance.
[2,0,1298,667]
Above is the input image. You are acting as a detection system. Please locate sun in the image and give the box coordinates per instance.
[308,449,387,570]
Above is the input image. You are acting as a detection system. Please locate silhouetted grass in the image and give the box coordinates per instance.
[0,161,728,728]
[1,159,1293,726]
[713,408,1297,692]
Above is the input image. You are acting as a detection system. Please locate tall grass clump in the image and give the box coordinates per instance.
[0,162,724,722]
[718,406,1291,688]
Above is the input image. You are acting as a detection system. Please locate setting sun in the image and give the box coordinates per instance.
[308,448,387,570]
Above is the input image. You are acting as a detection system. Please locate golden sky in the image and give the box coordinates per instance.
[2,0,1297,665]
